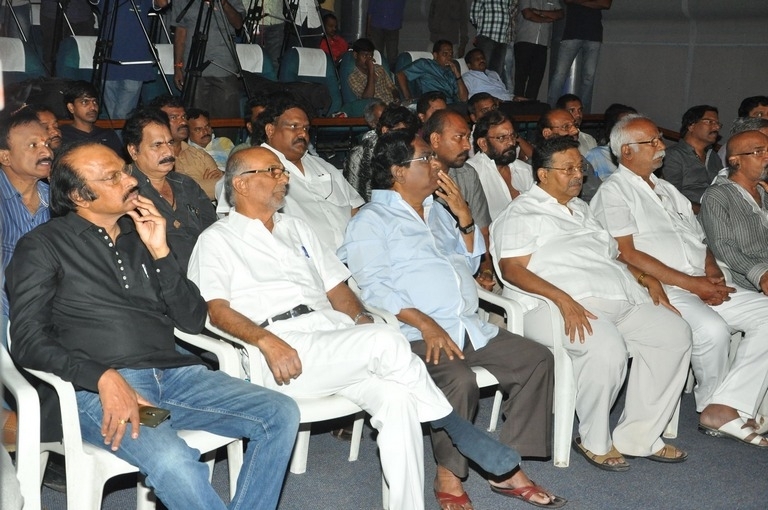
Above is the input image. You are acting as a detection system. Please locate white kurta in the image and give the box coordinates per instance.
[491,185,691,456]
[189,212,452,510]
[263,143,365,252]
[467,151,534,220]
[592,167,768,415]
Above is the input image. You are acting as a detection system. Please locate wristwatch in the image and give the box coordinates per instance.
[458,220,475,234]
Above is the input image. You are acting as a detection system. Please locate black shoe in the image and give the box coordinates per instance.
[43,454,67,493]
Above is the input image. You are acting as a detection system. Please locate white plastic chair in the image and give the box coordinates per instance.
[7,326,243,510]
[180,320,366,476]
[0,345,41,510]
[492,285,680,467]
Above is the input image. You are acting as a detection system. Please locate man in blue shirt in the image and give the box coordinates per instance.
[367,0,406,70]
[396,40,469,103]
[340,131,563,509]
[0,108,53,451]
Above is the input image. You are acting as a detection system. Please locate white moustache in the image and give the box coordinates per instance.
[654,150,666,160]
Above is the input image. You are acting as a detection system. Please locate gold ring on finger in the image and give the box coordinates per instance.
[119,419,127,424]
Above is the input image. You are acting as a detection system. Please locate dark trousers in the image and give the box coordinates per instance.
[514,41,548,100]
[368,25,400,72]
[411,328,554,477]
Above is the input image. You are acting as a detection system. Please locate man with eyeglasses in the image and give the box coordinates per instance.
[468,109,534,219]
[660,105,724,213]
[0,109,54,453]
[124,108,216,270]
[60,81,123,157]
[148,96,222,201]
[7,140,300,510]
[252,94,365,252]
[591,115,768,449]
[556,94,597,156]
[340,131,561,509]
[189,145,539,510]
[701,130,768,294]
[537,108,600,202]
[492,135,692,471]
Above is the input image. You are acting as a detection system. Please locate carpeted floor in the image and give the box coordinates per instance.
[41,389,768,510]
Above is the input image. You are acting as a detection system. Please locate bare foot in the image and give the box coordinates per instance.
[489,468,553,506]
[434,466,473,510]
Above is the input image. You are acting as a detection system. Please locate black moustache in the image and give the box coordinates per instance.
[159,157,176,165]
[123,186,139,201]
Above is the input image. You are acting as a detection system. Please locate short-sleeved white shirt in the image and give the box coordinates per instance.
[490,184,649,309]
[262,143,365,252]
[467,151,534,220]
[590,165,707,279]
[188,211,351,325]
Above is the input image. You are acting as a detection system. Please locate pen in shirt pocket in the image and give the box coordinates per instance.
[141,263,150,279]
[300,245,310,258]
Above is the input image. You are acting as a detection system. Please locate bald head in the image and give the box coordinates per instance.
[225,147,289,216]
[726,130,768,179]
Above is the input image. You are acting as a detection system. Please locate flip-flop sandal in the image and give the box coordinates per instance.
[572,436,629,472]
[625,444,688,463]
[434,490,473,510]
[490,483,568,508]
[699,417,768,449]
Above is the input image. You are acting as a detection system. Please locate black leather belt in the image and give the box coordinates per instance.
[259,304,314,328]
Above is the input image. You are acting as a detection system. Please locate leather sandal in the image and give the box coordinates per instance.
[572,436,629,472]
[1,409,17,453]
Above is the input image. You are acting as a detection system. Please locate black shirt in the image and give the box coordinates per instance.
[133,166,217,271]
[60,124,125,159]
[7,213,206,393]
[562,5,604,42]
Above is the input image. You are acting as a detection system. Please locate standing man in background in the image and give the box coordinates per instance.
[367,0,406,70]
[547,0,612,114]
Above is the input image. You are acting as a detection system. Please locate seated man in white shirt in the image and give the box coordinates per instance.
[491,136,692,471]
[252,93,365,252]
[591,114,768,447]
[467,109,534,219]
[462,48,514,102]
[189,146,537,510]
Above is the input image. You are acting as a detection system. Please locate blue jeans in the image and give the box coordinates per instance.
[76,365,299,510]
[547,39,601,113]
[103,79,144,120]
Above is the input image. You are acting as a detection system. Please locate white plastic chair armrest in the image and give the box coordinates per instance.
[174,328,242,378]
[476,287,525,334]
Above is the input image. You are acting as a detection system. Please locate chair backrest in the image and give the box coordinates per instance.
[0,341,41,510]
[456,58,469,76]
[394,51,433,73]
[0,36,46,85]
[55,35,97,81]
[236,43,277,81]
[279,47,342,115]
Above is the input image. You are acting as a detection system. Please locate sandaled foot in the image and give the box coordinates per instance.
[490,483,567,508]
[625,444,687,463]
[699,417,768,449]
[434,467,473,510]
[572,436,629,472]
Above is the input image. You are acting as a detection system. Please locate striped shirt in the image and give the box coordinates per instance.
[1,169,50,315]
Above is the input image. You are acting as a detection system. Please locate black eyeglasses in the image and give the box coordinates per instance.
[627,134,664,148]
[238,167,290,178]
[486,133,517,144]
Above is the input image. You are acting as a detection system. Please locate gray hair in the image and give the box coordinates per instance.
[224,151,249,207]
[730,116,768,136]
[609,113,649,159]
[363,99,387,128]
